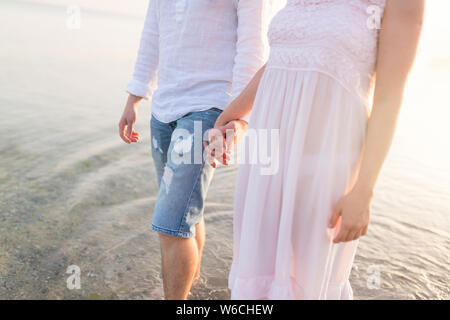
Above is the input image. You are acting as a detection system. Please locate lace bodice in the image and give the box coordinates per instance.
[267,0,386,95]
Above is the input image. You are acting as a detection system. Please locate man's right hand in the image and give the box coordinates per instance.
[118,94,142,144]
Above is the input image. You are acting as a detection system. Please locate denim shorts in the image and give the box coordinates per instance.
[150,108,222,238]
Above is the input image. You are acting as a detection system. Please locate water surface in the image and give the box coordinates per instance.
[0,0,449,299]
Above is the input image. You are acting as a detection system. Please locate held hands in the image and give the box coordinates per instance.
[328,186,373,243]
[204,118,248,168]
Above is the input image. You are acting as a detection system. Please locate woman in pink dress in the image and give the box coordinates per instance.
[210,0,424,299]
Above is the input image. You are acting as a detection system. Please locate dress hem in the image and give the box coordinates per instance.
[229,273,353,300]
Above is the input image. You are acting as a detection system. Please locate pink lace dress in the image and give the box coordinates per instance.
[229,0,386,299]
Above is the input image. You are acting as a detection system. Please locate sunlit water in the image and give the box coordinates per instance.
[0,0,449,300]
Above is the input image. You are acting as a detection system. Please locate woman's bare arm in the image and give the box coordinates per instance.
[355,0,425,193]
[330,0,425,243]
[206,65,266,167]
[215,65,266,127]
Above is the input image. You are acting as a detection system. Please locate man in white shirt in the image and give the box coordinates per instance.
[118,0,272,299]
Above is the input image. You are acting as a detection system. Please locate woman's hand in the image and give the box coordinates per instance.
[216,119,248,153]
[119,94,142,144]
[202,65,266,167]
[328,187,373,243]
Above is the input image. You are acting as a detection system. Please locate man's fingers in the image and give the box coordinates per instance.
[203,141,216,157]
[126,120,134,138]
[130,134,139,142]
[119,121,131,144]
[207,128,228,164]
[203,141,212,165]
[203,141,219,167]
[122,129,131,143]
[205,126,234,166]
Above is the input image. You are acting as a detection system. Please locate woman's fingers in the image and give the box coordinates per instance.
[353,230,362,241]
[334,224,365,243]
[219,123,235,151]
[348,230,361,242]
[361,224,369,236]
[328,201,342,228]
[333,226,349,243]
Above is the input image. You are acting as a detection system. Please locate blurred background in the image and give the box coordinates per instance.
[0,0,449,299]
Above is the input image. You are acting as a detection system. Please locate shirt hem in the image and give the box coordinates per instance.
[151,105,226,123]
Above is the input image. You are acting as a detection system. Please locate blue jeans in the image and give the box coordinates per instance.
[150,108,222,238]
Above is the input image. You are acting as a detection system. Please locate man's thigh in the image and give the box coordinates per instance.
[151,108,222,238]
[150,115,174,186]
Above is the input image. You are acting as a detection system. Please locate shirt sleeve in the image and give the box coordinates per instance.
[126,0,160,99]
[232,0,273,122]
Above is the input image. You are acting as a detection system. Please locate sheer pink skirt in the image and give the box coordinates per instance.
[229,67,369,300]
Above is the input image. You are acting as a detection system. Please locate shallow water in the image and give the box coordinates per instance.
[0,0,449,300]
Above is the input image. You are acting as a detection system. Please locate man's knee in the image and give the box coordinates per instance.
[159,232,187,244]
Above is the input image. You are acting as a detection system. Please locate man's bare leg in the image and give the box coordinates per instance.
[159,233,199,300]
[194,218,205,279]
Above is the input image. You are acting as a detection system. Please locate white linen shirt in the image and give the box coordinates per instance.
[126,0,274,123]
